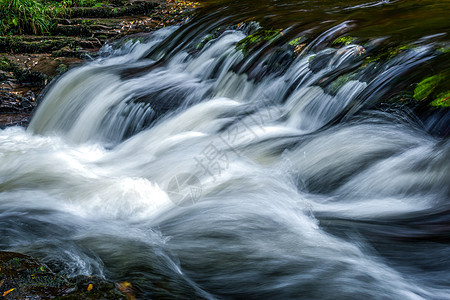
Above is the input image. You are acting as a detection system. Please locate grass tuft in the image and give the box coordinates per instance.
[0,0,110,35]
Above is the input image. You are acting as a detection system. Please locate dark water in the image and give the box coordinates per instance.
[198,0,449,40]
[1,0,449,299]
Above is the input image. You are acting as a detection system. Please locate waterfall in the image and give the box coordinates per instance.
[1,1,449,299]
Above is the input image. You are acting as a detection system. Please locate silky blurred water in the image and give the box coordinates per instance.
[1,0,449,298]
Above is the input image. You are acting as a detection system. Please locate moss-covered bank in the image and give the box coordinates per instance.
[0,0,200,127]
[0,251,133,299]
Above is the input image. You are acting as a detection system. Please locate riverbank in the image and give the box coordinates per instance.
[1,2,199,297]
[0,0,199,127]
[0,251,134,299]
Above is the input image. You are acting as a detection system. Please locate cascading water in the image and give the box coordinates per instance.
[1,0,449,299]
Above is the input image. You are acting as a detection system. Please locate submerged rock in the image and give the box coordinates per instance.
[236,28,282,55]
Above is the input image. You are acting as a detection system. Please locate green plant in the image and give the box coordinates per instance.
[0,0,54,34]
[0,0,111,35]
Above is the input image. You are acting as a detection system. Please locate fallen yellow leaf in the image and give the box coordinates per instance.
[87,283,93,291]
[119,281,132,288]
[2,288,16,296]
[117,281,136,300]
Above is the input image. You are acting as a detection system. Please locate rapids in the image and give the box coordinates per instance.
[1,0,449,298]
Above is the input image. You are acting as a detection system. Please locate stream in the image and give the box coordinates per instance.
[1,0,449,298]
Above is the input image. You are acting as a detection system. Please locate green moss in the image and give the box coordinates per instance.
[387,44,413,59]
[56,63,68,74]
[437,46,450,54]
[387,91,413,104]
[413,74,444,101]
[0,56,14,71]
[236,28,281,55]
[332,36,355,46]
[289,36,305,46]
[330,73,356,94]
[1,251,126,299]
[96,34,108,40]
[0,36,78,53]
[362,44,414,67]
[196,34,214,50]
[430,91,450,107]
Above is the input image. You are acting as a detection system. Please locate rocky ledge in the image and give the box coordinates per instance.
[0,0,199,127]
[0,251,135,299]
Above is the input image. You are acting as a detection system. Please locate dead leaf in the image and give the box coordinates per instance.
[117,281,136,300]
[2,288,16,296]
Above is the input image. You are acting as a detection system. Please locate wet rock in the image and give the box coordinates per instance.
[236,28,282,55]
[332,36,356,47]
[0,90,36,127]
[0,0,200,128]
[0,251,73,299]
[52,46,93,58]
[53,24,93,37]
[0,36,78,54]
[0,251,126,299]
[69,1,158,18]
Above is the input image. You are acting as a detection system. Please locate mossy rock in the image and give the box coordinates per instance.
[195,27,227,50]
[430,91,450,108]
[362,44,414,66]
[0,252,74,299]
[0,56,47,86]
[287,36,307,55]
[0,251,126,299]
[52,47,90,58]
[288,36,306,46]
[236,28,282,55]
[437,46,450,54]
[0,57,15,72]
[51,24,93,37]
[53,275,127,300]
[329,73,357,94]
[413,74,444,101]
[196,33,215,50]
[388,71,450,109]
[412,71,449,106]
[332,36,355,47]
[112,34,149,49]
[389,91,415,105]
[68,2,158,18]
[0,37,77,54]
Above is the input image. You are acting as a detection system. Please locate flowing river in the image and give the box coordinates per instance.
[1,0,449,298]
